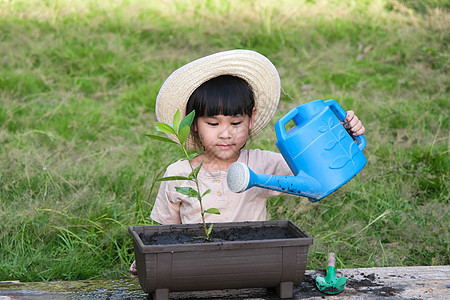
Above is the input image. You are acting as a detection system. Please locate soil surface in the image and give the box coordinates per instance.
[140,225,297,245]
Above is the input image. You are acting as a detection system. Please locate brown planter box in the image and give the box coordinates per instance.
[129,220,313,300]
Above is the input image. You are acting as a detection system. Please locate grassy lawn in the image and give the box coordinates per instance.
[0,0,448,281]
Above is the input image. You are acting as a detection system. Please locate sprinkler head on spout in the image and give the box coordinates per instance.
[227,162,250,193]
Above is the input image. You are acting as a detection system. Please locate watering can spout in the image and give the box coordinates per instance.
[227,162,325,202]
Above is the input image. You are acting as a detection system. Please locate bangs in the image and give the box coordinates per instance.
[187,75,255,118]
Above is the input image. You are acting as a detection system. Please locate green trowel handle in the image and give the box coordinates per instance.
[327,252,336,267]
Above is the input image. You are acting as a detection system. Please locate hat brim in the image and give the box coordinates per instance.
[155,49,281,150]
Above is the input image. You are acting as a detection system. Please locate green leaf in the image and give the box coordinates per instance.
[207,224,213,235]
[202,189,211,197]
[157,176,190,181]
[205,208,220,215]
[186,153,197,161]
[157,123,176,135]
[175,186,199,198]
[173,110,180,133]
[189,161,203,179]
[178,125,190,145]
[179,110,195,133]
[144,134,178,145]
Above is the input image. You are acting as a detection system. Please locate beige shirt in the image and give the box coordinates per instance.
[150,149,293,225]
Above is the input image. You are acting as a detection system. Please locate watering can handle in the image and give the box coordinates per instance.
[275,106,300,142]
[325,99,366,151]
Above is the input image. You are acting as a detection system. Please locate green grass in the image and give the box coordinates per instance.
[0,0,448,281]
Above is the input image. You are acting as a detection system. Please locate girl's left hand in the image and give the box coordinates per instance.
[343,110,365,136]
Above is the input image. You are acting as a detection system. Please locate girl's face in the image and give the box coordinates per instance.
[195,109,255,165]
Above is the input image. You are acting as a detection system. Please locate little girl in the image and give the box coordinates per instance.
[130,50,365,276]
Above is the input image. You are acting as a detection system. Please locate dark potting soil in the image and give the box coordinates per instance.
[139,225,297,246]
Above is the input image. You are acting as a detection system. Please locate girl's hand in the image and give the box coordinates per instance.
[129,260,138,278]
[343,110,365,136]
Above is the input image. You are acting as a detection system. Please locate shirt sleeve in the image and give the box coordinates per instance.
[150,172,182,225]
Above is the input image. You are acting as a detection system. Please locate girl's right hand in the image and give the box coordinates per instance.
[129,260,138,277]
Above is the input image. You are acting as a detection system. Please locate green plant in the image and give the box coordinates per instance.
[145,110,220,241]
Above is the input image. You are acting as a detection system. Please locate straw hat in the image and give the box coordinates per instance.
[155,49,281,150]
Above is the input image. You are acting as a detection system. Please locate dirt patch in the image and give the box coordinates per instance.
[347,272,404,297]
[140,225,297,245]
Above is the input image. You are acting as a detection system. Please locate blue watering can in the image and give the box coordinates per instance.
[227,99,367,202]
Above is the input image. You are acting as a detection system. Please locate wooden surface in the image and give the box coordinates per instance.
[0,266,449,299]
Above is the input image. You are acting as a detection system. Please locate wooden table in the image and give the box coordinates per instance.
[0,266,448,299]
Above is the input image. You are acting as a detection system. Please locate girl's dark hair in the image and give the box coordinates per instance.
[186,75,255,149]
[186,75,255,118]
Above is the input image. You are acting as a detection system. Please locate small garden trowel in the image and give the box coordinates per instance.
[315,252,347,294]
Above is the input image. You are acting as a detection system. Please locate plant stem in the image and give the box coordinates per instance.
[182,147,210,240]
